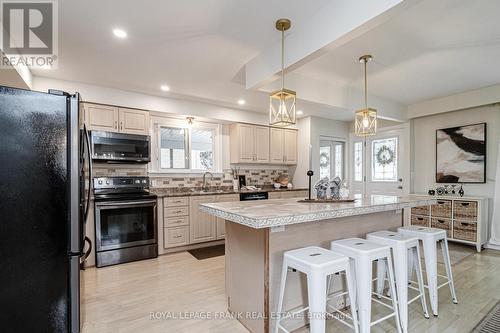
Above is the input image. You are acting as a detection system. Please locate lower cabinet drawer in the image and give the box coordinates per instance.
[453,200,478,221]
[453,221,477,242]
[411,206,429,216]
[165,206,189,217]
[411,215,429,227]
[431,199,452,218]
[164,226,190,248]
[431,218,451,238]
[165,216,189,227]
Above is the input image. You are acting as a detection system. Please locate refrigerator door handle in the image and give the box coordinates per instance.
[80,236,92,269]
[83,124,92,223]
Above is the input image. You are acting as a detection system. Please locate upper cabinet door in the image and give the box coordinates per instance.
[238,124,255,163]
[118,108,150,135]
[254,126,270,163]
[84,104,119,132]
[270,128,284,164]
[283,129,297,164]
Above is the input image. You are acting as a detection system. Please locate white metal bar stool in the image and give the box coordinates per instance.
[330,238,402,333]
[366,230,429,333]
[275,246,359,333]
[398,226,458,316]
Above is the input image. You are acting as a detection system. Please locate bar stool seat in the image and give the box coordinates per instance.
[367,230,430,333]
[331,238,402,333]
[398,226,458,317]
[275,246,359,333]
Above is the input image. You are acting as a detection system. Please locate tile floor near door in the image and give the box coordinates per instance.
[82,246,500,333]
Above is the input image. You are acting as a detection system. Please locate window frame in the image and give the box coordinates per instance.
[151,116,222,174]
[370,136,399,183]
[319,137,346,181]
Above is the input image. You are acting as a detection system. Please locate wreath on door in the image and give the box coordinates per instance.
[376,145,394,166]
[320,152,330,168]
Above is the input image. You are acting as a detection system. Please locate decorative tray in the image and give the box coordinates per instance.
[298,198,356,203]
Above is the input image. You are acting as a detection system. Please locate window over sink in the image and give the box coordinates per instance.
[152,116,221,173]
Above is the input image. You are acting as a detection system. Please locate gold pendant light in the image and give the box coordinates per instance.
[269,18,296,127]
[355,55,377,136]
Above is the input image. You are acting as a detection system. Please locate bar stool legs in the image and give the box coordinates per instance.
[441,239,458,304]
[275,246,359,333]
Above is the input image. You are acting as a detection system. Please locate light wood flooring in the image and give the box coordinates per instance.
[82,247,500,333]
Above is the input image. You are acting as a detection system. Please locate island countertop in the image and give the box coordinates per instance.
[200,194,437,229]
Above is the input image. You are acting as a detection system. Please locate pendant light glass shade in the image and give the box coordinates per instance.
[355,55,377,136]
[269,19,296,127]
[355,108,377,136]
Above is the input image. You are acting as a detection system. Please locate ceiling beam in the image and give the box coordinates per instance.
[245,0,413,90]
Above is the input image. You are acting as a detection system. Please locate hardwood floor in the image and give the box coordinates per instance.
[82,248,500,333]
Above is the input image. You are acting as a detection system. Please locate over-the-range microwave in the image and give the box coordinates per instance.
[90,131,150,163]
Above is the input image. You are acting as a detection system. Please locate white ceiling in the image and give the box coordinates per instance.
[32,0,500,121]
[294,0,500,105]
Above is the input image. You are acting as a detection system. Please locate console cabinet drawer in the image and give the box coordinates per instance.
[453,221,477,242]
[164,226,190,248]
[431,218,451,238]
[453,201,478,221]
[165,206,189,217]
[165,216,189,227]
[411,215,429,227]
[431,200,452,218]
[165,197,189,207]
[411,206,429,216]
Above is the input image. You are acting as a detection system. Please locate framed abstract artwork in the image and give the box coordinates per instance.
[436,123,486,183]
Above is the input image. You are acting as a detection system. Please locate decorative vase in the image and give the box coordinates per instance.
[459,185,464,197]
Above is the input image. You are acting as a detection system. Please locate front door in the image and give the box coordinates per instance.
[350,125,409,196]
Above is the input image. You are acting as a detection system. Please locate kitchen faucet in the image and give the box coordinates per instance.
[202,172,213,192]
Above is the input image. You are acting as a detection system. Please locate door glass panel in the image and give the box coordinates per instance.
[334,144,343,178]
[160,127,188,169]
[99,206,155,248]
[191,128,214,170]
[354,141,363,181]
[319,144,331,178]
[371,137,398,181]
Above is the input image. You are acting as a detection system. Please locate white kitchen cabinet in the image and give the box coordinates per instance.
[269,128,298,165]
[283,129,297,164]
[84,103,119,132]
[189,196,217,243]
[118,108,150,135]
[216,194,239,240]
[230,123,269,164]
[83,103,149,135]
[270,127,284,163]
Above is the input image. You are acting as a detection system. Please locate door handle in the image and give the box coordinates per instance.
[114,121,118,130]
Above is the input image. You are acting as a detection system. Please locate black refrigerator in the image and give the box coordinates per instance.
[0,85,92,332]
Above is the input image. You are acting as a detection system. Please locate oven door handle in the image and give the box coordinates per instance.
[96,200,157,207]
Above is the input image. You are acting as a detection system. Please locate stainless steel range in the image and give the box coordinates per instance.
[93,176,158,267]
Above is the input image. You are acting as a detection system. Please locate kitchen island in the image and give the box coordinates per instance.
[201,195,436,333]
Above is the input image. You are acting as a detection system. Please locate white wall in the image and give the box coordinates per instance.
[411,104,500,229]
[32,76,269,125]
[291,116,350,189]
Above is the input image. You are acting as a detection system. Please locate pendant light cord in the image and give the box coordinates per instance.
[281,28,285,91]
[364,59,368,109]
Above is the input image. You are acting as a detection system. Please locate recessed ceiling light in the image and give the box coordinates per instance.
[113,28,127,39]
[160,85,170,92]
[237,99,246,105]
[297,110,304,115]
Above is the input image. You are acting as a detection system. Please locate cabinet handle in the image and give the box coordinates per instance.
[174,235,183,239]
[120,122,123,130]
[417,217,424,221]
[437,219,445,223]
[460,202,470,207]
[460,222,470,226]
[114,121,118,129]
[437,201,446,205]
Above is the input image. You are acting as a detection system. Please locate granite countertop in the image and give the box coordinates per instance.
[200,194,437,229]
[150,186,308,198]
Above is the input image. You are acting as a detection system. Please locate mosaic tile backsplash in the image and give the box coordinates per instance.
[92,165,290,189]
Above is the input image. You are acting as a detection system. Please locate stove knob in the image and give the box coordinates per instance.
[135,180,140,184]
[106,180,110,185]
[142,180,147,184]
[98,180,103,185]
